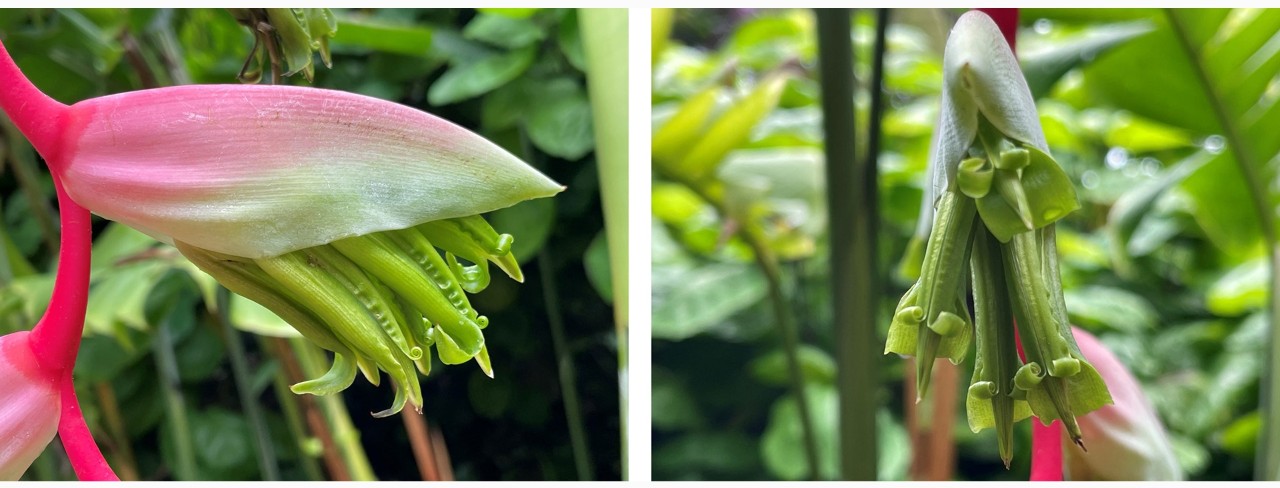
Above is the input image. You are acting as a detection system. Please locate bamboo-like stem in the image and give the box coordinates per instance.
[269,337,349,480]
[216,288,280,480]
[93,382,139,480]
[153,320,197,480]
[291,339,377,481]
[817,8,884,480]
[578,9,630,477]
[400,409,440,480]
[1165,11,1280,480]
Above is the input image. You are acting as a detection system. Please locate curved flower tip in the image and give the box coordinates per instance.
[0,332,61,481]
[57,84,562,259]
[1061,327,1182,481]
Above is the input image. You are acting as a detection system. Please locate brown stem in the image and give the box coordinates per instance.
[117,32,159,89]
[905,359,957,481]
[268,337,350,480]
[429,425,454,481]
[400,411,440,480]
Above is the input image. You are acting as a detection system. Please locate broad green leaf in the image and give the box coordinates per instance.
[1064,285,1159,332]
[760,385,838,480]
[653,431,759,478]
[1019,21,1153,98]
[477,8,540,19]
[1181,151,1264,258]
[333,15,434,57]
[228,294,303,338]
[463,13,545,49]
[524,77,595,159]
[558,9,585,71]
[749,345,836,386]
[1207,257,1268,316]
[652,263,767,341]
[427,45,536,105]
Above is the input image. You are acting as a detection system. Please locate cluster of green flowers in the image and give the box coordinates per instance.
[884,12,1112,467]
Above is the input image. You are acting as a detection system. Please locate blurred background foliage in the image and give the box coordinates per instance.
[652,8,1278,481]
[0,8,619,481]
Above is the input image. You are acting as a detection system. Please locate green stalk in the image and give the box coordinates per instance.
[748,228,822,480]
[578,8,630,477]
[816,7,880,481]
[539,250,595,480]
[216,288,281,480]
[1166,11,1280,480]
[153,318,197,480]
[291,339,377,481]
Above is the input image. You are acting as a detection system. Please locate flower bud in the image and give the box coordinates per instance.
[0,332,61,481]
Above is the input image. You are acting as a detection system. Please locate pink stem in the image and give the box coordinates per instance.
[3,32,115,482]
[0,39,68,161]
[1030,420,1064,481]
[58,373,119,481]
[27,177,93,372]
[977,8,1019,51]
[37,177,117,480]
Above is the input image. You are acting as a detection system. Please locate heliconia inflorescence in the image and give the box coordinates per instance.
[883,11,1113,468]
[0,25,560,479]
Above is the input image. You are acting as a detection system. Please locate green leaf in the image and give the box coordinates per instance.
[161,408,259,480]
[558,10,586,71]
[1064,285,1159,332]
[228,294,303,338]
[760,385,837,480]
[463,13,545,49]
[652,263,767,341]
[652,371,704,430]
[1019,21,1153,98]
[524,77,595,159]
[1207,257,1268,316]
[428,45,536,105]
[477,8,541,19]
[332,15,434,57]
[1181,151,1263,258]
[653,431,760,478]
[748,345,836,386]
[174,319,226,382]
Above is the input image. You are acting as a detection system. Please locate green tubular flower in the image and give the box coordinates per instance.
[1002,227,1111,446]
[181,216,524,416]
[885,187,976,401]
[966,227,1031,469]
[230,8,338,82]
